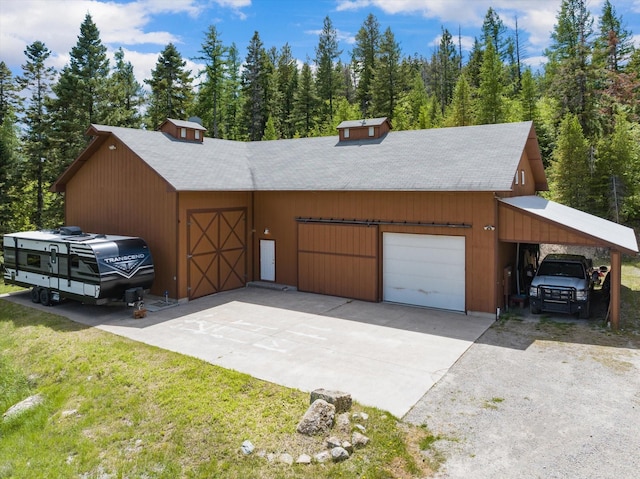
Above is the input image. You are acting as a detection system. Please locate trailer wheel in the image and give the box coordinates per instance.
[31,287,41,303]
[39,288,51,306]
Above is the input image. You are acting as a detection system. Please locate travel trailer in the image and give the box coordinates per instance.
[2,227,154,306]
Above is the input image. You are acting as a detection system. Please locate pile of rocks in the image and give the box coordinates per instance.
[241,388,371,465]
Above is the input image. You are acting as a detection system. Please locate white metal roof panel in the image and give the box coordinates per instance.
[500,195,639,253]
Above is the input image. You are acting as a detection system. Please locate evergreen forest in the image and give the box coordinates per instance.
[1,0,639,234]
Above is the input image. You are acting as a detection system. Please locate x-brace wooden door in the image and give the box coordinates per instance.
[187,208,246,299]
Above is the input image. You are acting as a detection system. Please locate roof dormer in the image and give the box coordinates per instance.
[159,118,207,143]
[336,117,391,142]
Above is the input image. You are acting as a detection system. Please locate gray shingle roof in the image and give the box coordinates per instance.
[91,121,534,192]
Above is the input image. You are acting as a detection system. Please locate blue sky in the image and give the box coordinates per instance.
[1,0,639,86]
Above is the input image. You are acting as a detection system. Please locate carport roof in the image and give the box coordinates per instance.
[499,195,639,254]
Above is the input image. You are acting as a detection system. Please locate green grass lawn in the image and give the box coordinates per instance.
[0,301,433,479]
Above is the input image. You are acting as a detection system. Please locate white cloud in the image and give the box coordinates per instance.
[333,0,639,60]
[0,0,233,89]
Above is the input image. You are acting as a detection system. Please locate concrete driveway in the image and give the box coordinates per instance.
[4,286,494,417]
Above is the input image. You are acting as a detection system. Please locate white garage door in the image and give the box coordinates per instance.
[383,233,465,311]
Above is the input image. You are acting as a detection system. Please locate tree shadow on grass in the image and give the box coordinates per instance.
[0,297,91,333]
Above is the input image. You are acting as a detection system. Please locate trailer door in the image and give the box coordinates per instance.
[49,245,59,291]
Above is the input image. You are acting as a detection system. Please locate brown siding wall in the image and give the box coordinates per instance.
[508,152,537,197]
[254,191,498,313]
[64,137,177,297]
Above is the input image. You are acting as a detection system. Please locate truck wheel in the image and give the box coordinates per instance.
[530,305,541,315]
[39,288,51,306]
[31,287,41,303]
[578,303,590,319]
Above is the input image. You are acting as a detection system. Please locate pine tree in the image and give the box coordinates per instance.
[293,61,319,137]
[0,62,22,234]
[262,115,278,140]
[194,25,227,138]
[593,0,638,134]
[544,0,595,135]
[50,14,109,132]
[398,71,429,129]
[46,13,109,204]
[464,38,484,89]
[481,7,510,61]
[551,114,591,211]
[476,41,505,124]
[19,41,56,228]
[241,31,269,141]
[276,44,298,138]
[352,13,380,117]
[594,0,633,73]
[519,67,538,122]
[221,42,242,139]
[104,48,144,128]
[315,16,341,125]
[0,61,21,126]
[372,27,402,119]
[446,74,473,126]
[145,43,194,130]
[433,27,460,115]
[593,114,637,221]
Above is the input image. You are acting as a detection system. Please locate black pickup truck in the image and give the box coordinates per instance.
[529,254,593,319]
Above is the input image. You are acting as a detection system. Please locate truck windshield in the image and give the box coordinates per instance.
[537,262,585,279]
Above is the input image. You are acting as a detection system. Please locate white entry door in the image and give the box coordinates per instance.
[383,233,465,311]
[260,239,275,281]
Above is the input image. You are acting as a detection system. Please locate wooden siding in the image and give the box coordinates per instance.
[254,191,498,313]
[498,202,607,246]
[298,223,378,301]
[64,137,178,297]
[508,152,537,197]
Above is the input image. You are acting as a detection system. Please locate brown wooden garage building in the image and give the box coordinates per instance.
[52,118,638,327]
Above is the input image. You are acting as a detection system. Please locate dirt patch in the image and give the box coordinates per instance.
[404,318,640,478]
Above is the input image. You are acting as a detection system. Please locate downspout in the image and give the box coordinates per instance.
[175,192,180,300]
[494,192,500,317]
[251,191,255,283]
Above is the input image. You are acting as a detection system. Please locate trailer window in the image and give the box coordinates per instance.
[71,256,99,275]
[27,254,41,268]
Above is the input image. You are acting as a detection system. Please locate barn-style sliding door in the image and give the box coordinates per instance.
[187,208,246,299]
[297,222,378,301]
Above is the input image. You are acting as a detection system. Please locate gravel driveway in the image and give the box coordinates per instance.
[404,315,640,479]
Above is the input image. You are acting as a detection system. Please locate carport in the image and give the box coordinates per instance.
[498,195,639,329]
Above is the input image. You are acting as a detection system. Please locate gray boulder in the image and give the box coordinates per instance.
[331,446,350,462]
[296,399,335,435]
[3,394,44,421]
[310,389,352,413]
[352,431,370,449]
